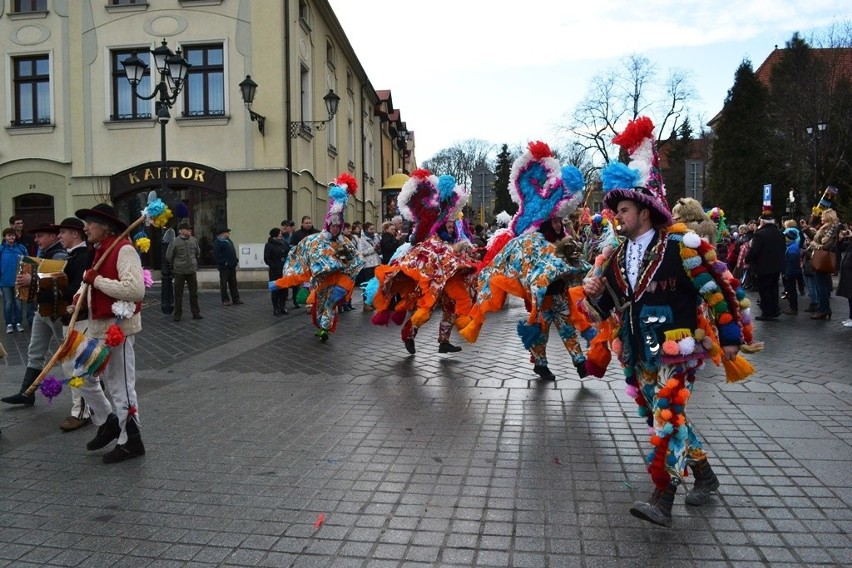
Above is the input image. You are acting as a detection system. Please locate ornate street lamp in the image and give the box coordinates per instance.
[238,75,266,136]
[288,89,340,138]
[121,39,190,315]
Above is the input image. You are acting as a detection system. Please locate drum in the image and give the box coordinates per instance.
[35,272,69,319]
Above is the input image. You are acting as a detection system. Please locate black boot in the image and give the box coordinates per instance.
[404,338,416,354]
[103,419,145,464]
[438,342,462,353]
[86,413,121,451]
[533,364,556,380]
[629,481,678,527]
[685,458,720,506]
[1,367,40,406]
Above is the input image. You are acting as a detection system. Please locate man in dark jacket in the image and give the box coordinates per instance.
[745,215,786,320]
[165,219,202,321]
[211,227,241,306]
[264,228,289,315]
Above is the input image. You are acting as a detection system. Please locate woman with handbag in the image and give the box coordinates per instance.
[808,208,840,320]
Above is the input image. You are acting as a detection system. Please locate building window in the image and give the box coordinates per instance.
[111,49,151,120]
[299,65,310,125]
[13,0,47,12]
[183,44,225,117]
[12,55,50,127]
[347,117,355,165]
[110,0,146,4]
[346,70,353,94]
[326,40,335,69]
[298,0,311,27]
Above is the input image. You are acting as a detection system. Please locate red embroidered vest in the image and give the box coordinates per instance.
[89,236,142,320]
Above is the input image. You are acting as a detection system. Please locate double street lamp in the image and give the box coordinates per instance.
[806,121,827,204]
[121,39,191,314]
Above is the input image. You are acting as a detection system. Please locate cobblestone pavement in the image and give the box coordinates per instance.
[0,285,850,567]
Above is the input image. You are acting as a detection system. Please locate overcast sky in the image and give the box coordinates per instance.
[328,0,847,163]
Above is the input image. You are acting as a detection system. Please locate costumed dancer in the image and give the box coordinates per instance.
[579,116,755,527]
[73,204,148,463]
[271,173,363,342]
[458,141,597,381]
[369,169,476,354]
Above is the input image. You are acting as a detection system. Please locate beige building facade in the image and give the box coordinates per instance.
[0,0,414,274]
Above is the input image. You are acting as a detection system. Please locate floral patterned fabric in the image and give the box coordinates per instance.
[372,235,477,334]
[273,231,363,332]
[459,231,594,371]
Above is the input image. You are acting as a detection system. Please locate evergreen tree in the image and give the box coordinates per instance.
[706,60,772,223]
[492,144,517,216]
[662,119,693,205]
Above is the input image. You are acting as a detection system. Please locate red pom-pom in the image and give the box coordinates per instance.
[527,140,552,160]
[334,172,358,196]
[612,116,655,153]
[128,404,138,417]
[411,168,432,179]
[105,324,125,347]
[650,435,663,447]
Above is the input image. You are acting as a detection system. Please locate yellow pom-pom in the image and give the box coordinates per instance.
[68,376,84,388]
[740,298,751,309]
[693,328,705,341]
[134,237,151,253]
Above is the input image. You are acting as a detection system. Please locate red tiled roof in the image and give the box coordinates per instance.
[754,46,852,86]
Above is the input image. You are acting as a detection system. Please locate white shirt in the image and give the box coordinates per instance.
[626,228,656,290]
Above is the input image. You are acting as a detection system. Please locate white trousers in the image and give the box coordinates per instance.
[78,335,138,444]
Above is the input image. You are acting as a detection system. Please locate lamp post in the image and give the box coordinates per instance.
[806,121,827,205]
[121,39,190,315]
[480,171,486,225]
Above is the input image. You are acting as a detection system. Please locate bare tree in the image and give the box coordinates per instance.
[562,53,695,166]
[422,139,495,188]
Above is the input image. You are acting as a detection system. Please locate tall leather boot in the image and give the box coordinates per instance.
[103,418,145,464]
[629,481,678,527]
[1,367,40,406]
[86,413,121,451]
[685,458,720,506]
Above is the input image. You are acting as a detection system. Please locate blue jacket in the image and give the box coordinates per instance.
[0,241,28,287]
[784,240,802,278]
[212,236,239,269]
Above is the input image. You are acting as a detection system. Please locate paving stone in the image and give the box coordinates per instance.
[0,289,848,566]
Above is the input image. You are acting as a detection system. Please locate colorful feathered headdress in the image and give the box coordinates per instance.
[324,173,358,229]
[398,168,441,244]
[398,168,469,243]
[508,141,585,236]
[601,116,672,226]
[435,174,469,235]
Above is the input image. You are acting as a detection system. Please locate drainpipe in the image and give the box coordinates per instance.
[360,84,367,224]
[284,0,294,220]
